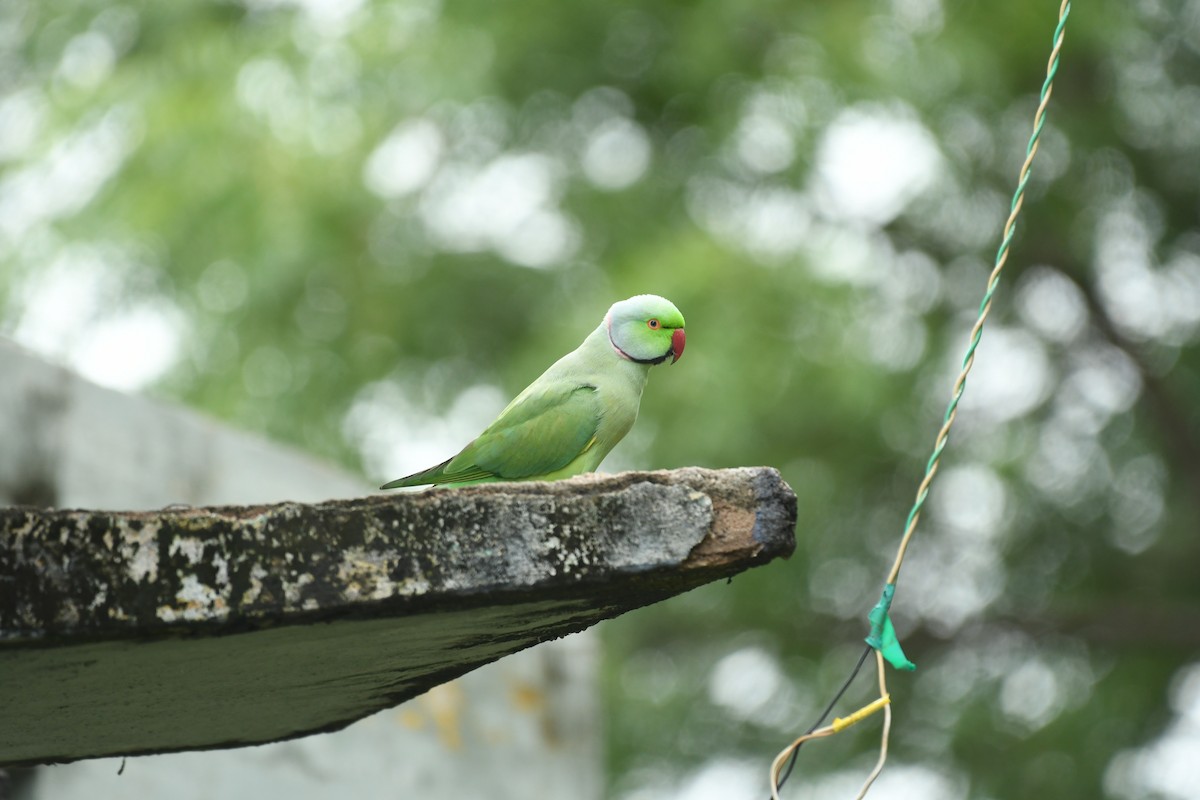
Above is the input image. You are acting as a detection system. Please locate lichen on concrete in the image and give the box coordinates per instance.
[0,466,796,766]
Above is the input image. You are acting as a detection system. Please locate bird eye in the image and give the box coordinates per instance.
[647,319,660,329]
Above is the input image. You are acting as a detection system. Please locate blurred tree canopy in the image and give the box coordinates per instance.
[3,0,1200,797]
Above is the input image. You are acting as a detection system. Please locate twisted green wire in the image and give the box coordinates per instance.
[884,0,1072,592]
[770,6,1074,798]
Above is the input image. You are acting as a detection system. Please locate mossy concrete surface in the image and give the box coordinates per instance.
[0,466,796,766]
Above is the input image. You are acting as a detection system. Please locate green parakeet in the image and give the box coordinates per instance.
[380,294,686,489]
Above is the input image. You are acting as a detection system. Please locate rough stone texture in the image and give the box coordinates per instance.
[0,466,795,766]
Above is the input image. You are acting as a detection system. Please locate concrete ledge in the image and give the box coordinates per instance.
[0,466,796,766]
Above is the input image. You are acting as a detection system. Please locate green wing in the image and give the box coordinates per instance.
[380,382,601,488]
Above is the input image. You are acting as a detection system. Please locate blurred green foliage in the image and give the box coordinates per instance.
[4,0,1200,797]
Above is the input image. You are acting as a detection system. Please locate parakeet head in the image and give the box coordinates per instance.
[605,294,686,365]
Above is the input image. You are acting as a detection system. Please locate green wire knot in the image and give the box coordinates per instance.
[866,584,916,671]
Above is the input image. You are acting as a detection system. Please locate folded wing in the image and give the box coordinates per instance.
[380,382,601,488]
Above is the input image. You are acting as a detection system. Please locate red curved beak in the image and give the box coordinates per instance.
[671,328,686,363]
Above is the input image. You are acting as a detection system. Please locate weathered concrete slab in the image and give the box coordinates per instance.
[0,466,795,767]
[0,336,602,799]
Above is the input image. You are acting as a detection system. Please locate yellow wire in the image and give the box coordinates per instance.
[768,688,892,800]
[832,694,892,732]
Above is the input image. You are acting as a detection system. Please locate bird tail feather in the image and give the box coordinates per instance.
[379,458,453,489]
